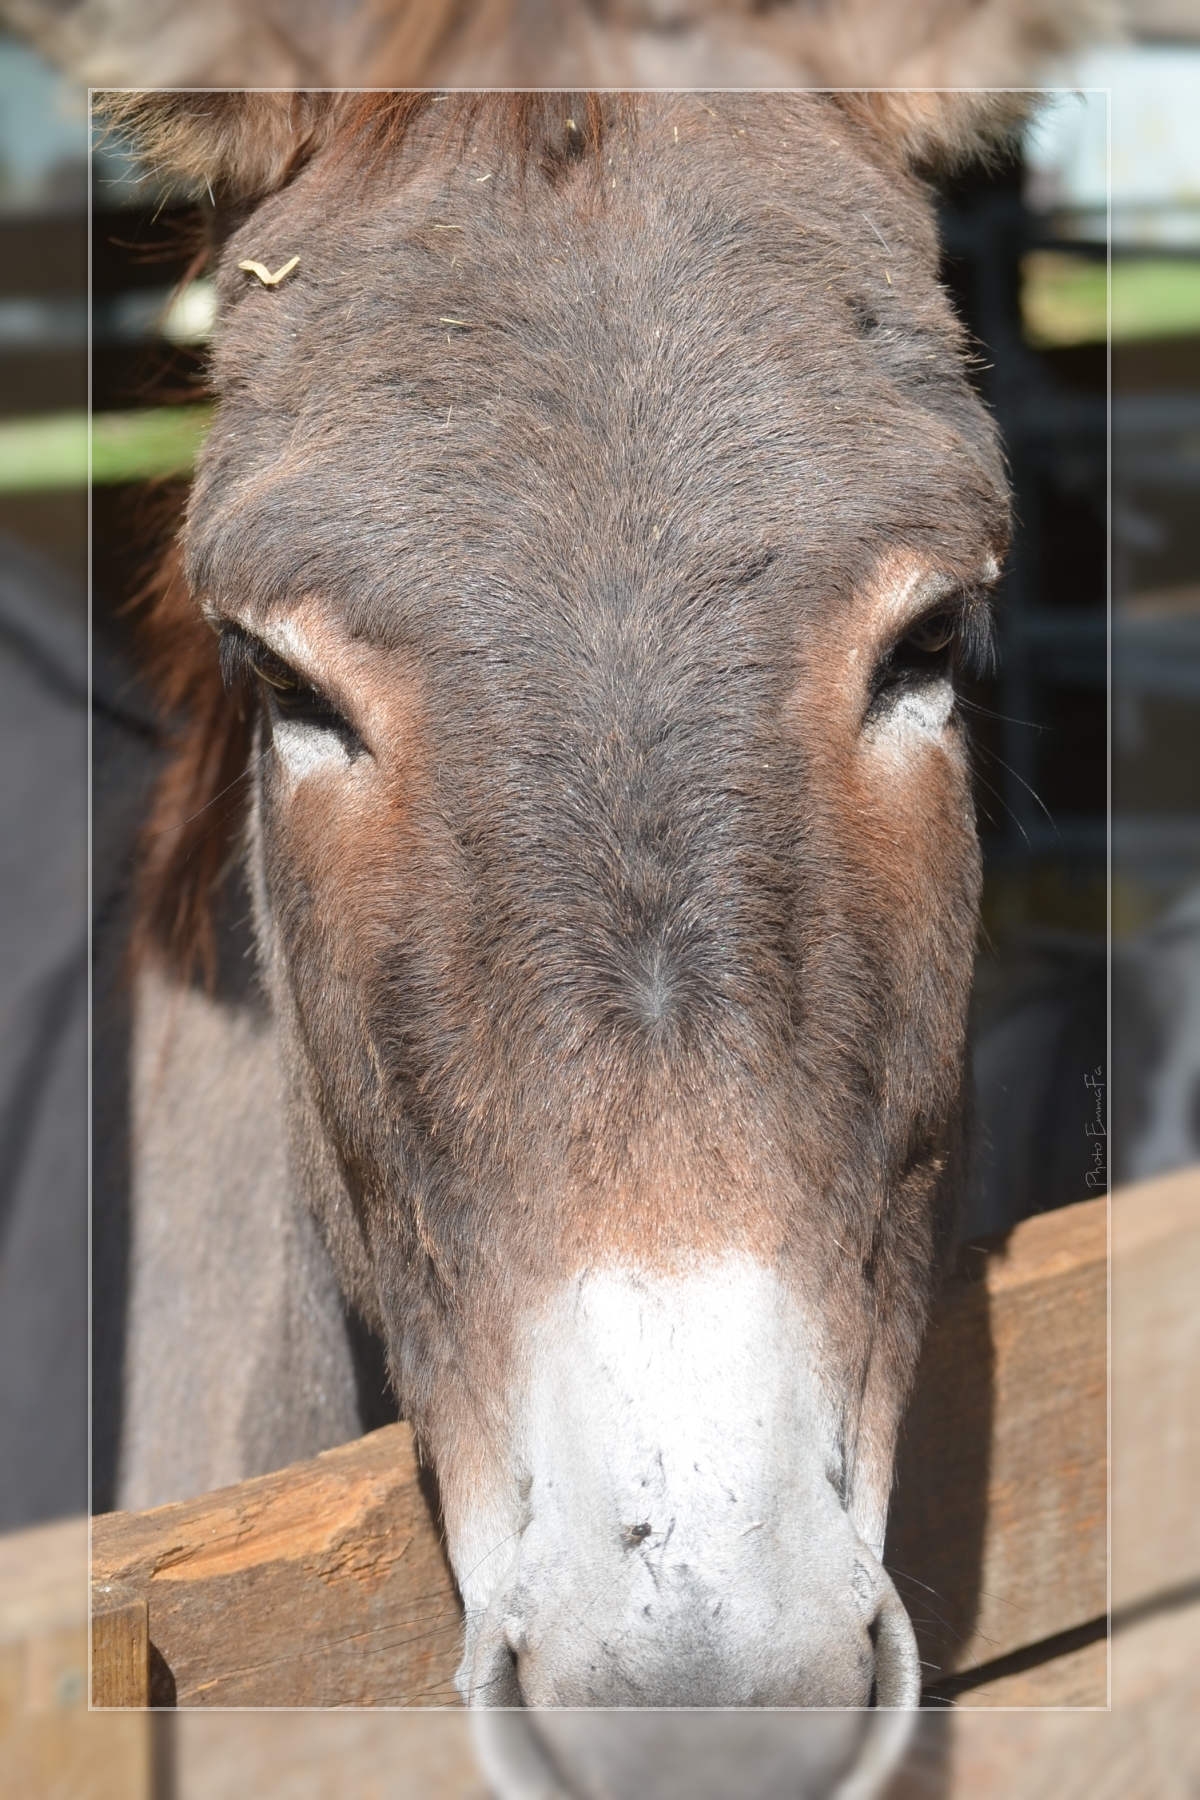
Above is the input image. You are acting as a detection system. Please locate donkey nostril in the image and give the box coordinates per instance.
[867,1578,923,1709]
[867,1613,881,1706]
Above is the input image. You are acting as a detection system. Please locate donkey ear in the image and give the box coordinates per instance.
[0,0,370,86]
[100,92,343,202]
[801,0,1115,172]
[829,91,1036,177]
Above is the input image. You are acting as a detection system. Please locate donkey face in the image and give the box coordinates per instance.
[183,93,1008,1706]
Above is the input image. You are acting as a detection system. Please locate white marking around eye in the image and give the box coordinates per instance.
[870,674,956,753]
[868,555,996,643]
[269,711,355,782]
[225,612,357,786]
[871,561,929,635]
[259,613,320,671]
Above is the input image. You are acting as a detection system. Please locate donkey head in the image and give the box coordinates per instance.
[127,90,1011,1707]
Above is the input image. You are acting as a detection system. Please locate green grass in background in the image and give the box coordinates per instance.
[1023,252,1200,348]
[0,405,215,493]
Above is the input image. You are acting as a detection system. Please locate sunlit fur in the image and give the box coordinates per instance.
[122,91,1011,1707]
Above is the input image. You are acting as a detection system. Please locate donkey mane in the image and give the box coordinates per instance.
[127,528,249,987]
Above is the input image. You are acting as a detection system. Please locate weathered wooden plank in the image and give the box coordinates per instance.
[1112,1165,1200,1612]
[90,1426,463,1707]
[173,1711,489,1800]
[899,1596,1200,1799]
[0,1516,152,1799]
[91,1582,149,1708]
[0,1516,87,1642]
[952,1633,1109,1709]
[60,1170,1199,1735]
[886,1194,1107,1686]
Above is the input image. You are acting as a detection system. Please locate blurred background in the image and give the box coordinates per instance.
[0,6,1198,1797]
[952,33,1200,1235]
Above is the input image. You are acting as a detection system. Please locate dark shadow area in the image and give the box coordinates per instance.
[884,1236,999,1697]
[938,147,1110,1245]
[148,1640,178,1709]
[345,1307,404,1435]
[151,1709,178,1800]
[921,1614,1108,1706]
[90,506,172,1514]
[0,535,88,1529]
[964,936,1107,1238]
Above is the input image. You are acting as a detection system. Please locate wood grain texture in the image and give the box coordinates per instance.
[1112,1165,1200,1612]
[0,1516,88,1655]
[90,1425,462,1707]
[953,1634,1109,1709]
[886,1195,1107,1685]
[91,1583,148,1708]
[0,1516,152,1800]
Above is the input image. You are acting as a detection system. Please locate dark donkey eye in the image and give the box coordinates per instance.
[902,611,957,656]
[889,597,995,682]
[868,594,995,721]
[218,624,363,750]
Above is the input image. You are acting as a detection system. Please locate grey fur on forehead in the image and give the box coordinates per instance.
[184,93,1007,627]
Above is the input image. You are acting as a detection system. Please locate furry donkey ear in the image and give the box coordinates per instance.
[829,90,1036,176]
[99,92,343,203]
[0,0,372,86]
[792,0,1115,173]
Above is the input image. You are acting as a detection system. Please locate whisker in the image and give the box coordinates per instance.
[981,750,1060,833]
[144,747,269,841]
[455,1526,525,1594]
[968,763,1032,847]
[957,695,1043,733]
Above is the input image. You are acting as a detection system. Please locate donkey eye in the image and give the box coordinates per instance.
[218,625,362,750]
[249,644,318,710]
[867,594,994,724]
[901,611,957,657]
[873,610,959,699]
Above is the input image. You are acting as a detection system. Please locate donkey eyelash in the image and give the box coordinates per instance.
[218,624,361,742]
[886,595,996,687]
[219,623,302,701]
[942,596,996,682]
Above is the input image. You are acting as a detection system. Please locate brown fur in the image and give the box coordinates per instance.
[126,536,253,986]
[115,84,1014,1008]
[98,84,1025,1703]
[137,87,1005,1458]
[112,87,1010,997]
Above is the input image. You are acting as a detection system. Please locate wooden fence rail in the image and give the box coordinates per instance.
[90,1193,1110,1709]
